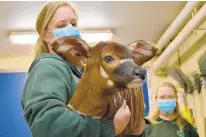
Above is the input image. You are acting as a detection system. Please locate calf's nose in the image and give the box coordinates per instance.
[134,68,146,80]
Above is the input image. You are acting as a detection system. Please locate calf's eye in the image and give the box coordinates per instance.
[104,55,113,63]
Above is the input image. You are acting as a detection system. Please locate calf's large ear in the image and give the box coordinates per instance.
[50,36,91,58]
[127,40,158,66]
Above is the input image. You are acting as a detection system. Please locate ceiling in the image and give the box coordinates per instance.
[0,1,186,58]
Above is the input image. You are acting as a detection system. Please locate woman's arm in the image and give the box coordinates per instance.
[21,58,115,137]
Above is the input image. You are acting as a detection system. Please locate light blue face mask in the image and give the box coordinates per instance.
[157,99,176,114]
[52,26,81,38]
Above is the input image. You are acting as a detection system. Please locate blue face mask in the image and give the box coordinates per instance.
[52,26,81,38]
[157,99,176,114]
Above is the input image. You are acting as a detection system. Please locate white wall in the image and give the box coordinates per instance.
[0,57,33,72]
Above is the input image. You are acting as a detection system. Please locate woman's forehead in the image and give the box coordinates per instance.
[51,6,77,23]
[157,86,176,96]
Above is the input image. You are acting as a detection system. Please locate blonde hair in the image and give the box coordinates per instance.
[148,82,185,130]
[35,1,78,57]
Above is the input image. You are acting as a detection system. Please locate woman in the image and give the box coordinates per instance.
[143,82,199,137]
[21,1,131,137]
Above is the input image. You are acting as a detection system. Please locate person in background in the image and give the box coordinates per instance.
[143,82,199,137]
[21,1,131,137]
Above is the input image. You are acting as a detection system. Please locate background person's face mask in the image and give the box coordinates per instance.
[157,99,176,114]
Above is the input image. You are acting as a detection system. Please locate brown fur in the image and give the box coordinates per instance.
[106,88,145,137]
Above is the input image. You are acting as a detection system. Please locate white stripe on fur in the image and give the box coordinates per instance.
[119,58,133,64]
[100,66,109,78]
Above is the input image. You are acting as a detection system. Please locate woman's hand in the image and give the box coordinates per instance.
[114,100,131,136]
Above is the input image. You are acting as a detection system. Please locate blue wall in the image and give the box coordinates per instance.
[142,82,149,116]
[0,72,150,136]
[0,73,31,137]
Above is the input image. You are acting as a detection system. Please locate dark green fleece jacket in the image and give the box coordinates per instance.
[21,53,115,137]
[142,117,199,137]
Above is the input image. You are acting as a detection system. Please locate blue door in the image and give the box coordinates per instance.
[0,72,32,137]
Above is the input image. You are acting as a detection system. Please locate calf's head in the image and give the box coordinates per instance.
[50,36,157,88]
[95,41,146,88]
